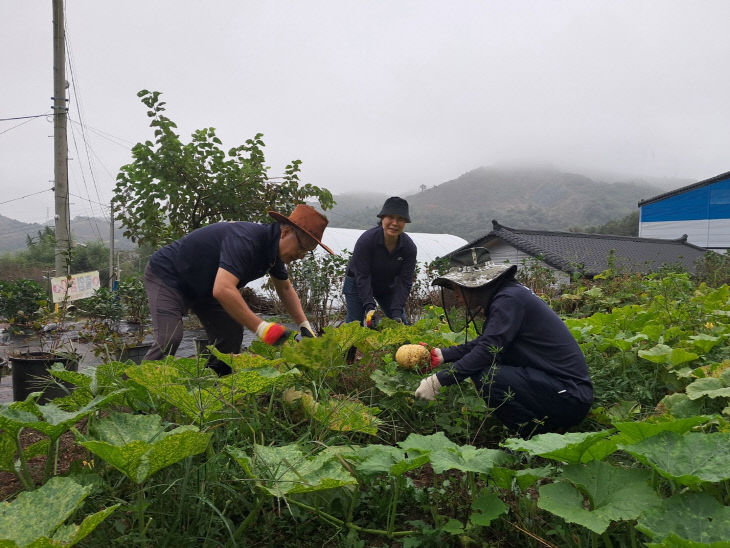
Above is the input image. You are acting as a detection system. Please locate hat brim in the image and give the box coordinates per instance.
[432,264,517,289]
[269,210,334,255]
[377,213,411,223]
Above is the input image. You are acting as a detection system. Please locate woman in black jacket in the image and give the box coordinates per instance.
[343,196,417,327]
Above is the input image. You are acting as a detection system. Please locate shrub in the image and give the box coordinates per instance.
[0,279,48,326]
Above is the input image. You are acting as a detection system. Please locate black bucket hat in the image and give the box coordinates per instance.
[432,247,516,289]
[377,197,411,223]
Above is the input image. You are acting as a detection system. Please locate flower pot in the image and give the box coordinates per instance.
[119,343,152,365]
[9,351,79,403]
[194,337,210,356]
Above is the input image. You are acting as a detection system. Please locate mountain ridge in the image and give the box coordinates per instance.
[0,166,691,253]
[327,166,684,241]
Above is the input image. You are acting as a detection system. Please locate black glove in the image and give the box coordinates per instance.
[300,325,315,338]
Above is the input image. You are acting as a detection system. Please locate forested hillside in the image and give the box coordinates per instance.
[327,166,681,240]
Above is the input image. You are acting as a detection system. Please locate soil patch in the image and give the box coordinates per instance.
[0,419,89,500]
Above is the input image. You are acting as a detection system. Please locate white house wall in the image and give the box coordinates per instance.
[484,241,571,286]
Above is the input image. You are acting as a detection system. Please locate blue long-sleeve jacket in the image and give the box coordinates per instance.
[346,225,417,317]
[436,281,593,404]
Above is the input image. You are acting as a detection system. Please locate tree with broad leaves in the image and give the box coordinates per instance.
[112,90,334,248]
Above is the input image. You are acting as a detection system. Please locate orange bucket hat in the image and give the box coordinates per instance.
[268,204,334,255]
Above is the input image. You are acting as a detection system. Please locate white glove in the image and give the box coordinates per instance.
[299,320,316,338]
[415,374,442,401]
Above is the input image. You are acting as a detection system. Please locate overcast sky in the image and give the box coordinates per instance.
[3,1,730,225]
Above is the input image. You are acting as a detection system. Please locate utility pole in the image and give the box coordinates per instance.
[109,201,115,288]
[53,0,71,277]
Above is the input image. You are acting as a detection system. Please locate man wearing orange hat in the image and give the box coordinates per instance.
[142,204,333,375]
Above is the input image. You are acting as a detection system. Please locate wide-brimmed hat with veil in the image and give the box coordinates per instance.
[432,247,516,290]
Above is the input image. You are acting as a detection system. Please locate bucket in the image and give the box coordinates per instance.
[194,337,210,356]
[9,351,79,403]
[119,343,152,365]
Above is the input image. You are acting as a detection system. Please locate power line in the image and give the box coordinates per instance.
[0,114,51,136]
[0,188,53,206]
[67,117,134,149]
[65,23,109,227]
[0,114,50,122]
[68,191,110,208]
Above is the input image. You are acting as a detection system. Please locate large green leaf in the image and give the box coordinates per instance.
[688,334,722,354]
[370,368,419,397]
[468,492,508,527]
[0,403,42,438]
[301,393,382,435]
[657,393,706,418]
[347,444,429,477]
[538,461,660,534]
[75,412,211,484]
[646,534,730,547]
[217,364,300,395]
[637,492,730,544]
[501,430,616,464]
[126,358,299,422]
[685,377,730,401]
[208,347,285,371]
[22,396,121,442]
[397,432,512,474]
[0,476,119,547]
[281,331,351,371]
[0,395,119,443]
[227,444,357,498]
[491,465,554,491]
[621,431,730,487]
[612,416,710,445]
[639,344,698,367]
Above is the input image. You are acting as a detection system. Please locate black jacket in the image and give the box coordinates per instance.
[437,281,593,404]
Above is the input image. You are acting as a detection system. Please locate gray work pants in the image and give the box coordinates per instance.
[143,264,242,375]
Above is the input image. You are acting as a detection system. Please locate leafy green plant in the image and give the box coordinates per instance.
[112,90,334,247]
[0,392,121,487]
[73,411,211,538]
[0,476,120,547]
[0,279,48,328]
[286,251,350,333]
[537,460,661,535]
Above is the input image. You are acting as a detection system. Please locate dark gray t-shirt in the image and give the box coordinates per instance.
[148,221,287,302]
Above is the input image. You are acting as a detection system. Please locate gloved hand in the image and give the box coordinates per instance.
[363,307,378,329]
[415,374,442,401]
[418,342,444,370]
[299,320,316,338]
[256,321,294,346]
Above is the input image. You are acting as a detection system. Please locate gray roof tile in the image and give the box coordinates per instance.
[451,220,709,277]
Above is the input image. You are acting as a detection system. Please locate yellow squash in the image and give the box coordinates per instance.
[395,344,430,369]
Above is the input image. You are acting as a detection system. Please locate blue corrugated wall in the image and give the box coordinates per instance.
[641,176,730,222]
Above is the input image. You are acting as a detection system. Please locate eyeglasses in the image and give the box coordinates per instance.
[294,230,316,258]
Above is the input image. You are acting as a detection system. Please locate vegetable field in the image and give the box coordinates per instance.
[1,272,729,547]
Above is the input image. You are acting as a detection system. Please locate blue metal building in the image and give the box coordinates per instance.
[638,170,730,250]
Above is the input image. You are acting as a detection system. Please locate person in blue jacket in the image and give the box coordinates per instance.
[142,204,333,375]
[414,247,593,436]
[343,196,418,327]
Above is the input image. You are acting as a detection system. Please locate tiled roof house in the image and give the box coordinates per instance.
[448,220,709,283]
